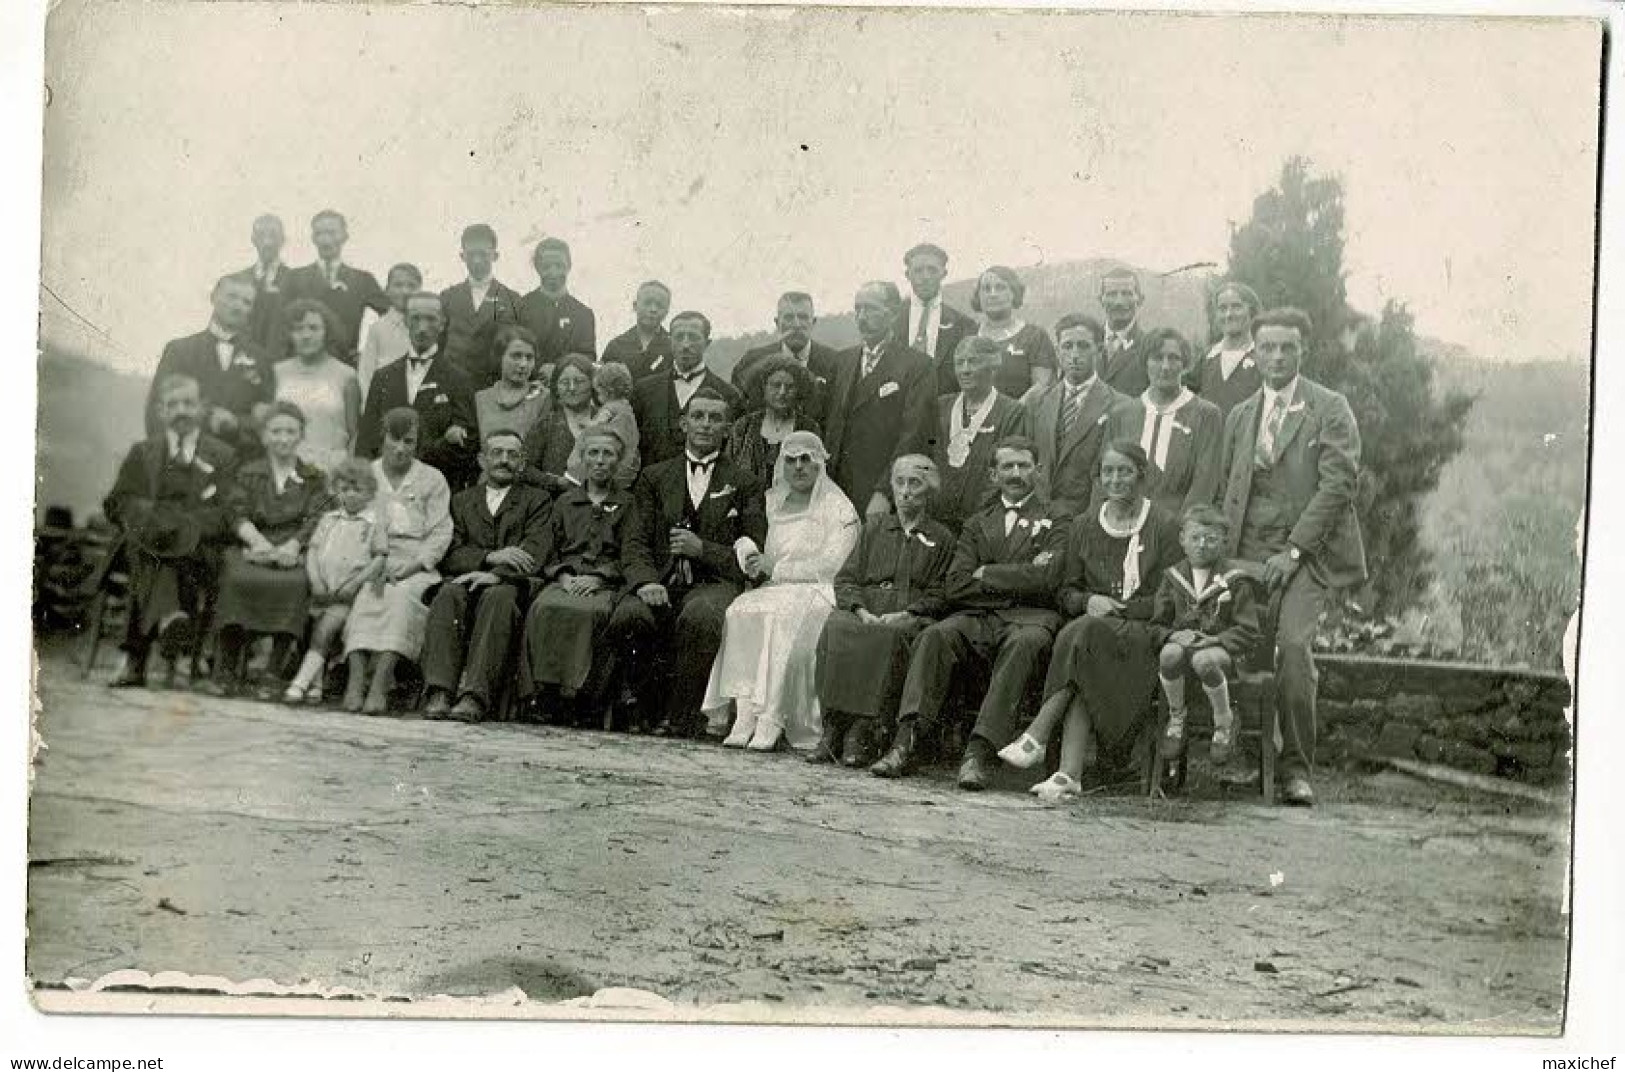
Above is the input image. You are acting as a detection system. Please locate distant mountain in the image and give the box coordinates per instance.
[35,345,147,525]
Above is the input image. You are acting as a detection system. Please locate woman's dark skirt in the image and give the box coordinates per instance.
[522,584,620,695]
[816,588,929,720]
[1043,614,1167,763]
[213,550,311,638]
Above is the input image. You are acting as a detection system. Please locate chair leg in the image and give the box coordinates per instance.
[1146,697,1166,799]
[1261,698,1278,803]
[80,589,108,678]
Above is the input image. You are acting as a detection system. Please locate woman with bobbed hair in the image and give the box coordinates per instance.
[971,265,1056,401]
[725,352,823,486]
[1108,327,1224,516]
[474,324,550,445]
[811,454,956,767]
[272,297,362,474]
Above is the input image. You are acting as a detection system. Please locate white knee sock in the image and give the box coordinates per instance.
[291,650,326,690]
[1160,674,1187,730]
[1204,676,1234,733]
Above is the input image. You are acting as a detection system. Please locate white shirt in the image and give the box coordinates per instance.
[684,450,720,510]
[1190,566,1213,596]
[207,321,235,372]
[165,428,200,465]
[320,258,345,288]
[360,308,412,406]
[485,484,511,515]
[861,343,885,379]
[672,363,707,410]
[469,276,493,311]
[908,297,942,356]
[404,345,438,404]
[254,260,283,289]
[1210,340,1254,381]
[781,342,812,367]
[269,459,303,495]
[1000,493,1034,536]
[1061,374,1097,407]
[1105,320,1138,350]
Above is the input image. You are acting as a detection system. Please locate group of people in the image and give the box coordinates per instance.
[101,211,1367,807]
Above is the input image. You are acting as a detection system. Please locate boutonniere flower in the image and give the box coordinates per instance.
[1172,419,1191,436]
[331,278,348,292]
[1032,550,1055,567]
[1286,402,1306,414]
[194,458,215,475]
[878,381,900,398]
[420,381,439,392]
[601,502,620,514]
[559,317,571,330]
[726,507,739,519]
[1009,347,1025,358]
[523,384,543,402]
[1033,518,1053,531]
[1096,412,1110,426]
[649,356,666,372]
[1016,518,1030,530]
[201,483,217,500]
[232,352,255,368]
[1241,356,1256,370]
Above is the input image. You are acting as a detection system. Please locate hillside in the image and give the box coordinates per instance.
[35,346,148,525]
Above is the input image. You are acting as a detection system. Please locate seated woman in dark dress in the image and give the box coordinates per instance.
[996,440,1182,802]
[518,427,637,724]
[724,354,822,488]
[205,400,330,697]
[811,454,955,767]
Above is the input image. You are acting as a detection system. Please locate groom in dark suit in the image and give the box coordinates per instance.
[1217,307,1366,806]
[283,209,392,362]
[822,281,935,519]
[357,292,478,488]
[631,310,742,465]
[1023,313,1134,519]
[610,388,767,735]
[145,273,275,453]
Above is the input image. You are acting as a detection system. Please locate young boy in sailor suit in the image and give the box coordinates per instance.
[1152,504,1262,764]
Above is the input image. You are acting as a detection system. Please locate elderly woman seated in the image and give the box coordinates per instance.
[702,430,860,752]
[811,454,956,767]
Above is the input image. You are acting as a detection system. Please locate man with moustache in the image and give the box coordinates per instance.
[822,281,935,519]
[609,387,767,736]
[283,209,391,362]
[1095,268,1156,398]
[420,429,553,722]
[729,292,841,424]
[146,273,275,454]
[357,292,479,488]
[871,437,1066,790]
[601,280,676,381]
[1024,313,1135,519]
[897,243,978,397]
[518,237,598,374]
[1217,307,1366,806]
[439,223,524,389]
[105,375,239,688]
[234,214,293,351]
[631,310,743,464]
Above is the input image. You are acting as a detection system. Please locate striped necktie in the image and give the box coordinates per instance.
[1058,384,1084,443]
[1256,393,1287,468]
[913,309,930,352]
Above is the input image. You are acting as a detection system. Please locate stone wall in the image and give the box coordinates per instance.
[1314,656,1573,787]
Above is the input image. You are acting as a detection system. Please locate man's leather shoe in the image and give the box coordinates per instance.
[870,722,918,779]
[1282,776,1315,807]
[841,719,880,768]
[956,740,996,791]
[806,720,843,764]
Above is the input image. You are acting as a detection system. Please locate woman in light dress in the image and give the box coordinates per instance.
[703,430,860,752]
[343,407,453,713]
[272,298,362,475]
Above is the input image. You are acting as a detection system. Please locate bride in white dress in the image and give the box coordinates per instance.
[703,431,860,752]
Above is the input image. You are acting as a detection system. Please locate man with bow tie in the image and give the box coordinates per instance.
[822,281,935,519]
[105,375,238,688]
[356,292,478,489]
[145,273,274,454]
[439,223,523,389]
[610,387,767,736]
[1024,313,1135,519]
[420,430,553,723]
[897,243,978,398]
[232,214,292,351]
[631,310,743,464]
[1217,307,1367,806]
[1095,268,1155,398]
[872,437,1066,790]
[517,237,598,376]
[601,280,676,382]
[729,292,840,424]
[283,209,391,363]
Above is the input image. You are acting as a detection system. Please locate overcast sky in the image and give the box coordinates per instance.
[38,3,1600,374]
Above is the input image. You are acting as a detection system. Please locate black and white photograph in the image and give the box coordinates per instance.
[6,0,1623,1062]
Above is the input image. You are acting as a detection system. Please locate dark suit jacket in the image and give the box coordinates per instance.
[897,300,978,397]
[283,262,390,361]
[822,339,935,508]
[146,330,275,443]
[104,433,239,547]
[440,481,554,585]
[439,280,524,389]
[1098,324,1156,398]
[517,290,597,367]
[601,325,674,382]
[729,340,841,425]
[631,368,743,465]
[1023,378,1134,520]
[941,494,1066,628]
[622,455,767,591]
[232,263,294,352]
[907,391,1030,527]
[1218,376,1368,590]
[356,355,479,488]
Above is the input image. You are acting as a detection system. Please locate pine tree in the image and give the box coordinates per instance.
[1224,157,1474,619]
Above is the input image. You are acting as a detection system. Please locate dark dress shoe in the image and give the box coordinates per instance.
[1282,776,1316,807]
[870,722,918,779]
[422,690,453,718]
[806,720,844,764]
[956,748,994,792]
[841,719,881,768]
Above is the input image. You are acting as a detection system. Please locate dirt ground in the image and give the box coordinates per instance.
[25,649,1570,1031]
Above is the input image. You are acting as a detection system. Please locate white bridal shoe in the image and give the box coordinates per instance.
[998,732,1046,769]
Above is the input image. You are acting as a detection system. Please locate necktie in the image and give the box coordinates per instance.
[913,309,930,352]
[1109,332,1128,353]
[1256,393,1287,468]
[1058,386,1083,443]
